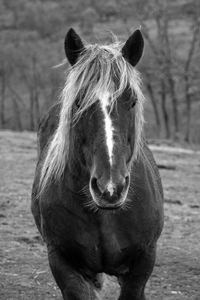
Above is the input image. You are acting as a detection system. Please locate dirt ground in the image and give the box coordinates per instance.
[0,130,200,300]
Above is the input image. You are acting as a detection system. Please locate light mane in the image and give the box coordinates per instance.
[39,40,145,193]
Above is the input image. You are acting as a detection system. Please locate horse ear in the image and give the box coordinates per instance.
[122,29,144,67]
[64,28,85,65]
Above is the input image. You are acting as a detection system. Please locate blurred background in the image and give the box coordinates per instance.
[0,0,200,143]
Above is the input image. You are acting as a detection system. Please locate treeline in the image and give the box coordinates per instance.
[0,0,200,142]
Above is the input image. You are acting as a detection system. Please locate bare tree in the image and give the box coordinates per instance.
[0,66,6,128]
[183,15,200,142]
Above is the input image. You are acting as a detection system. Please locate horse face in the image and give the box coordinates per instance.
[90,89,137,210]
[73,87,137,210]
[65,28,144,210]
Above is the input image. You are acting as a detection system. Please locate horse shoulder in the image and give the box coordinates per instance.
[142,142,164,199]
[128,142,164,241]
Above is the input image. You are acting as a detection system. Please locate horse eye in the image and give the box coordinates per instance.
[74,96,82,109]
[75,100,80,109]
[123,88,137,110]
[128,93,137,109]
[131,96,137,108]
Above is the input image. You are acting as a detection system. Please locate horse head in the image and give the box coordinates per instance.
[64,29,144,210]
[40,28,145,211]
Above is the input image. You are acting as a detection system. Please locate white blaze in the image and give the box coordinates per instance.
[99,92,115,166]
[107,180,115,196]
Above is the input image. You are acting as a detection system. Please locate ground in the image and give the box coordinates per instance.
[0,130,200,300]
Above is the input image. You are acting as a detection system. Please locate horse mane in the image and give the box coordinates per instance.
[39,39,145,194]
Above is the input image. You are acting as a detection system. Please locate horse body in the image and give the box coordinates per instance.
[32,29,164,300]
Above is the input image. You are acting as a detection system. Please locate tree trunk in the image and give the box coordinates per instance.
[156,11,179,138]
[160,80,170,139]
[167,73,179,137]
[30,91,35,131]
[145,81,161,137]
[11,94,22,131]
[184,74,191,143]
[34,89,40,130]
[0,73,6,128]
[183,18,199,142]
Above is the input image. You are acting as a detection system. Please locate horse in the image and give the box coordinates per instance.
[31,28,164,300]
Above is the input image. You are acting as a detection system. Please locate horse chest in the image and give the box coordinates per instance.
[96,214,133,273]
[43,202,142,274]
[75,221,132,275]
[60,212,132,273]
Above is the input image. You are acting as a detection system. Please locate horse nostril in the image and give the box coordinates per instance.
[125,175,129,187]
[116,176,129,197]
[91,177,104,196]
[90,175,130,202]
[91,177,97,190]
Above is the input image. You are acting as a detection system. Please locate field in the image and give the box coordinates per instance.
[0,130,200,300]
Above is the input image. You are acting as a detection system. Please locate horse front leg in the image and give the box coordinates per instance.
[118,247,156,300]
[47,246,97,300]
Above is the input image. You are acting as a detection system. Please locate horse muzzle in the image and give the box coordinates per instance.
[89,175,130,209]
